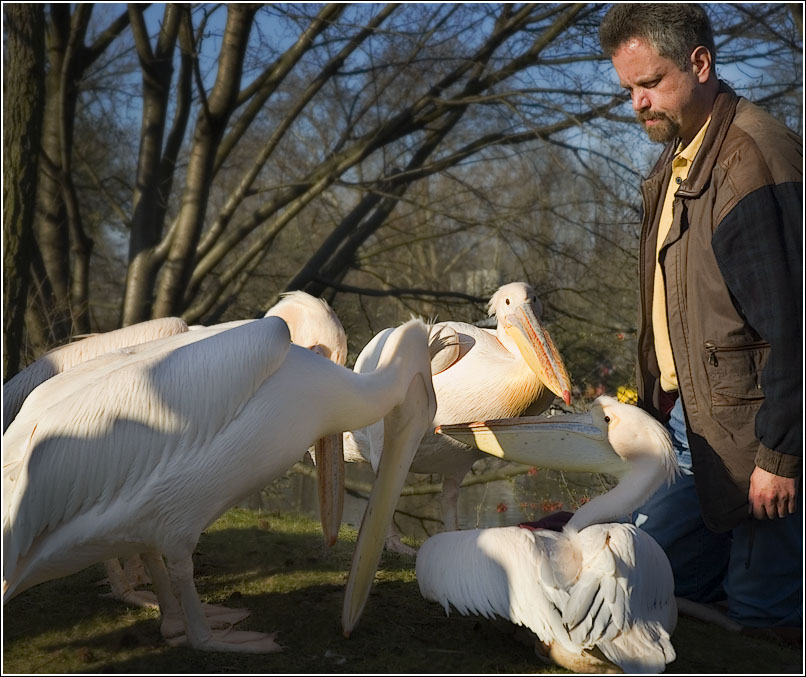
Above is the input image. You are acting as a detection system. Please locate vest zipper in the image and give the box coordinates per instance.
[704,340,771,368]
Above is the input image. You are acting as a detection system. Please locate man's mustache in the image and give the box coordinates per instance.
[636,111,669,123]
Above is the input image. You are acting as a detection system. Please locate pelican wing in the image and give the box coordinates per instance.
[3,320,254,476]
[416,527,568,645]
[582,524,677,673]
[417,524,676,673]
[3,317,291,593]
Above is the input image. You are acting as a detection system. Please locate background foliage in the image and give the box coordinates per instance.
[4,3,802,399]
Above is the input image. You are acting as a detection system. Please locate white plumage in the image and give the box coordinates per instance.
[344,282,571,541]
[3,316,435,652]
[418,396,678,673]
[264,290,347,366]
[3,317,189,432]
[3,292,349,612]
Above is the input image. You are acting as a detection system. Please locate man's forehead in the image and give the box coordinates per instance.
[613,35,662,62]
[612,37,671,83]
[621,36,652,54]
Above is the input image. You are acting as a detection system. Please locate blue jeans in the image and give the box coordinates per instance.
[633,398,802,627]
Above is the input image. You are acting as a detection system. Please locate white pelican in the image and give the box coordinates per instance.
[3,316,435,652]
[3,292,350,612]
[344,281,572,546]
[417,396,678,673]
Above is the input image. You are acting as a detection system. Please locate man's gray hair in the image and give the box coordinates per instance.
[599,3,716,72]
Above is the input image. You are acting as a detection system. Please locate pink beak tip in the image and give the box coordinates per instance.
[562,390,572,406]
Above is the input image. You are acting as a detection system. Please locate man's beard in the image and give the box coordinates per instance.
[637,111,680,143]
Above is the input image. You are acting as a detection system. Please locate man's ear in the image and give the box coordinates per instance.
[690,45,712,83]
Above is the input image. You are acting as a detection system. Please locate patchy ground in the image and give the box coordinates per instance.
[2,508,801,674]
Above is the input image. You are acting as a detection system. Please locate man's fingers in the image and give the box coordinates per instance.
[750,498,768,520]
[784,494,796,517]
[750,495,785,520]
[748,467,799,521]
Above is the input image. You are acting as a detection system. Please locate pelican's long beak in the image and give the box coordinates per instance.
[341,373,433,637]
[315,433,344,547]
[436,412,625,477]
[505,303,572,405]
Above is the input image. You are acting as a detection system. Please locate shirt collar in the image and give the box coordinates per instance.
[675,115,712,163]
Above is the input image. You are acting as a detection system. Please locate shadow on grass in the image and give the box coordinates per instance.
[3,508,802,674]
[3,509,423,671]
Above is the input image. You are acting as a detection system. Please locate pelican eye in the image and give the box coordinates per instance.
[505,298,510,305]
[604,415,611,423]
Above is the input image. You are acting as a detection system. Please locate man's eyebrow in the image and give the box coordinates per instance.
[621,73,663,89]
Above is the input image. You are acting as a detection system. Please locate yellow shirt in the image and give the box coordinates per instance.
[653,117,711,392]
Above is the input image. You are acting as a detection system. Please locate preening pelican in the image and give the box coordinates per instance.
[344,282,571,544]
[417,396,678,673]
[3,317,435,652]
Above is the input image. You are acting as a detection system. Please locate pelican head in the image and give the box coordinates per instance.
[436,395,678,528]
[590,395,677,480]
[265,291,348,366]
[342,319,437,636]
[488,282,572,405]
[265,291,349,547]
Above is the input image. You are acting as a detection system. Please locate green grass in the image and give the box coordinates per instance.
[2,508,801,674]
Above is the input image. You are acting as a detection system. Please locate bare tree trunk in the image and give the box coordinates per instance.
[59,5,95,336]
[120,3,186,326]
[27,4,131,347]
[3,3,46,380]
[153,3,258,318]
[30,5,73,347]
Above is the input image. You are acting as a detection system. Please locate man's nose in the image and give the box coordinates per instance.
[631,88,650,111]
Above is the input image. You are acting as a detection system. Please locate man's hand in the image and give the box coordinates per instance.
[748,466,799,519]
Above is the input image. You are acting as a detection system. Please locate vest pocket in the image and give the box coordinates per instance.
[703,340,769,406]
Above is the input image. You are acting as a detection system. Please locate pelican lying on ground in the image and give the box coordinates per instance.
[417,396,678,673]
[3,317,435,653]
[344,282,571,549]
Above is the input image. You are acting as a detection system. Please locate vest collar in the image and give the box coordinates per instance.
[646,81,740,197]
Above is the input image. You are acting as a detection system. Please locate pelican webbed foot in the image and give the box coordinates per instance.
[166,627,282,653]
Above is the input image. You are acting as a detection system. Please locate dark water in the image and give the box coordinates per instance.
[245,456,609,542]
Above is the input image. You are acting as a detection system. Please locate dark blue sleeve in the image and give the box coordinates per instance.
[711,181,802,460]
